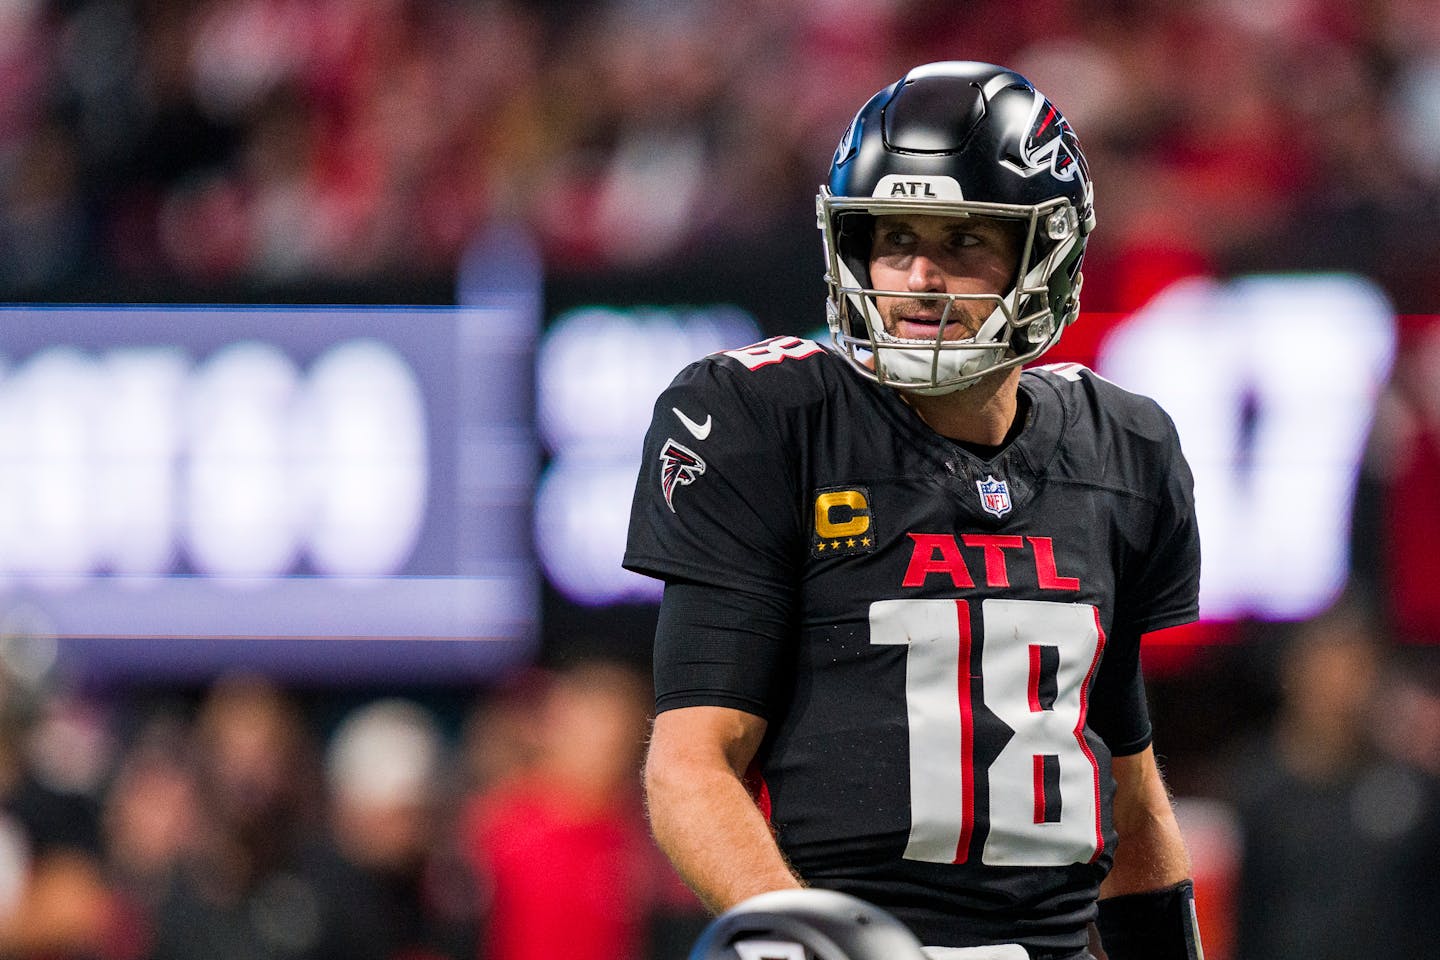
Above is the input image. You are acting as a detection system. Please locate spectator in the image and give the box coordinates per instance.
[1228,606,1440,960]
[0,666,119,959]
[102,714,201,957]
[1,0,1438,305]
[146,674,320,960]
[460,660,699,960]
[291,698,476,960]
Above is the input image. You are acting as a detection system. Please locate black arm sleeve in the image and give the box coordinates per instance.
[653,579,795,719]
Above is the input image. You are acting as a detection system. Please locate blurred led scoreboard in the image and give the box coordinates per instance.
[0,305,536,682]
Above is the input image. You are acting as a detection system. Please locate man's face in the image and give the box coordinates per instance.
[868,213,1023,341]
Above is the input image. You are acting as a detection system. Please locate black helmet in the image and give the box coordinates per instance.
[818,61,1096,394]
[688,890,930,960]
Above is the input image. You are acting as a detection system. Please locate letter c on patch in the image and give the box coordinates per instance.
[815,490,870,538]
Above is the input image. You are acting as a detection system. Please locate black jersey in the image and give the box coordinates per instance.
[624,337,1200,953]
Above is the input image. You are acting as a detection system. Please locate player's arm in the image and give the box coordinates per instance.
[624,363,809,912]
[1095,745,1202,960]
[645,705,803,913]
[1102,746,1189,894]
[1094,404,1203,958]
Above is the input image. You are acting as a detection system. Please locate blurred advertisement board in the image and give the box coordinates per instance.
[0,305,537,682]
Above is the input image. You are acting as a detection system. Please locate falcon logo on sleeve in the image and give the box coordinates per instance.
[659,439,706,512]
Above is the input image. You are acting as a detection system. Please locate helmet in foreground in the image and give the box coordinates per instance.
[819,61,1096,394]
[689,890,930,960]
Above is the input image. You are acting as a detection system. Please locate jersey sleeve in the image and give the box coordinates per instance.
[623,358,803,596]
[1116,408,1202,636]
[1092,401,1201,755]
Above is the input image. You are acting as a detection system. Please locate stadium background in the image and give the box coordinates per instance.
[1,0,1439,958]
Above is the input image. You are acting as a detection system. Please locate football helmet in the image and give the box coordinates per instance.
[818,61,1096,394]
[688,890,929,960]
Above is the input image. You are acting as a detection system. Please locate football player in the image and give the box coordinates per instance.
[626,61,1204,960]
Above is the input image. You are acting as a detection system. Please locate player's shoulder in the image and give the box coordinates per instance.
[672,335,846,407]
[1025,361,1180,445]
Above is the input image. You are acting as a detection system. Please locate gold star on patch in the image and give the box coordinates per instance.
[846,539,856,548]
[816,542,827,552]
[830,540,840,549]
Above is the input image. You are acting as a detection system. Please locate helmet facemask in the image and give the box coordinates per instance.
[818,189,1086,395]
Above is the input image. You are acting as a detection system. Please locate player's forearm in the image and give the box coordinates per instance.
[1099,802,1191,896]
[645,755,803,913]
[1101,748,1191,897]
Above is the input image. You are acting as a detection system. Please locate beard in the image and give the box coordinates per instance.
[878,294,989,342]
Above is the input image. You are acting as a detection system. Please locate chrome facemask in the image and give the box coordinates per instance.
[817,188,1083,395]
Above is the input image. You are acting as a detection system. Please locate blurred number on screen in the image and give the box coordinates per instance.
[534,305,760,604]
[1097,275,1395,620]
[0,339,427,580]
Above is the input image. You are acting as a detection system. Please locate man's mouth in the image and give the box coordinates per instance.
[889,314,959,342]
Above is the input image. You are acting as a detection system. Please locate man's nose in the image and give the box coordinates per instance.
[906,254,946,292]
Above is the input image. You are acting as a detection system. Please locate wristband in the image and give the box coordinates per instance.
[1095,879,1203,960]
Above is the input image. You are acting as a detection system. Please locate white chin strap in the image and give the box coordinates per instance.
[840,260,1010,396]
[872,302,1010,396]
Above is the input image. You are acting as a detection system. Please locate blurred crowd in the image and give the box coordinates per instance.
[2,0,1440,308]
[0,611,1433,960]
[0,657,704,960]
[3,2,1440,960]
[1218,605,1440,960]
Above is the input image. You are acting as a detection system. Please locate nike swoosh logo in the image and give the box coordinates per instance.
[672,406,713,440]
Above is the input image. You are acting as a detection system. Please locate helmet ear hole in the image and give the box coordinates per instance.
[835,212,874,284]
[833,212,876,338]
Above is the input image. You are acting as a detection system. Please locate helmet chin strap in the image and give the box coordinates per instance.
[872,318,1006,395]
[838,258,1010,395]
[863,228,1076,394]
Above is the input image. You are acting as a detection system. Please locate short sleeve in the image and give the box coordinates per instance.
[1091,406,1200,755]
[623,359,803,596]
[1116,411,1202,637]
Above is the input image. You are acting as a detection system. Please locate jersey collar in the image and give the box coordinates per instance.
[858,365,1069,523]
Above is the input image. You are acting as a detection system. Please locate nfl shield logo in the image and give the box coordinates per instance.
[976,474,1012,519]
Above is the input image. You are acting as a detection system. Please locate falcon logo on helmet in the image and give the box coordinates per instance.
[1003,92,1084,182]
[659,439,706,512]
